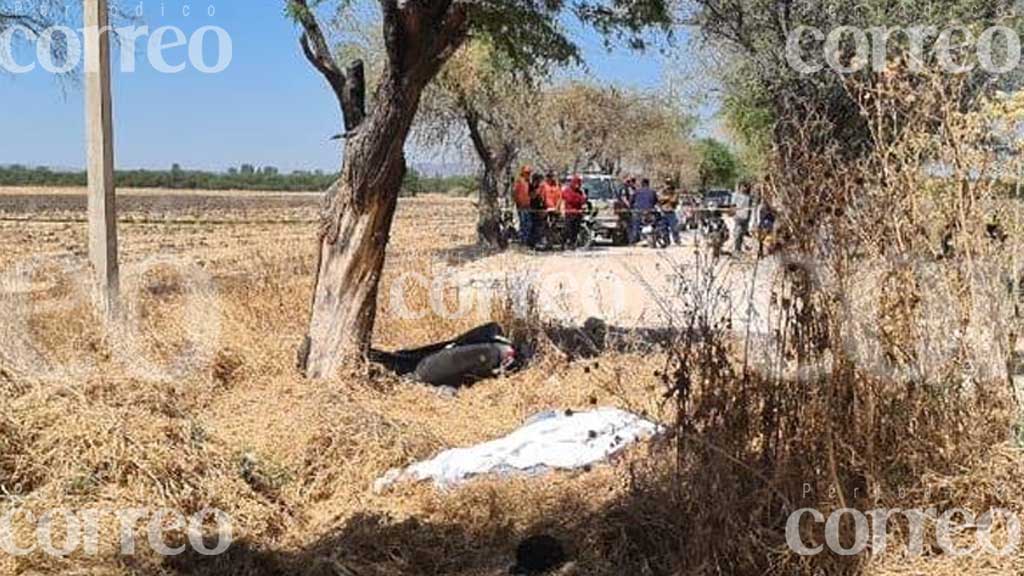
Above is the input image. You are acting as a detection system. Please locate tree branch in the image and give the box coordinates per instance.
[463,100,495,170]
[432,3,469,68]
[380,0,403,68]
[291,0,367,132]
[299,33,344,93]
[292,1,343,83]
[383,0,468,87]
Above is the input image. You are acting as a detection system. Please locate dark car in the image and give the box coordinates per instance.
[702,188,734,210]
[693,188,733,231]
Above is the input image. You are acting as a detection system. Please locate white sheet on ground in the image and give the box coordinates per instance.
[375,408,661,490]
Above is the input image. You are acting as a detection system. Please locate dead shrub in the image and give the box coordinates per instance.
[601,65,1024,575]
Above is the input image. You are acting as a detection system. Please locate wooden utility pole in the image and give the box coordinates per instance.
[83,0,119,316]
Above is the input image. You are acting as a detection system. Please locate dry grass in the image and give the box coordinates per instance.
[0,192,674,575]
[0,185,1021,575]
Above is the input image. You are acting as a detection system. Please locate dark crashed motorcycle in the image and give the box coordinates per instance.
[368,323,519,388]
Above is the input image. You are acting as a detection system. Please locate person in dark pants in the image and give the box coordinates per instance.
[536,171,562,249]
[756,199,776,257]
[368,323,518,388]
[731,181,753,255]
[528,172,546,248]
[630,178,657,244]
[621,176,637,205]
[561,174,587,248]
[659,178,681,245]
[513,166,533,246]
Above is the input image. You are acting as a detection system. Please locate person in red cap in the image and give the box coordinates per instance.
[561,175,587,248]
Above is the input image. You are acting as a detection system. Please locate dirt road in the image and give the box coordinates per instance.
[0,187,778,336]
[448,234,780,333]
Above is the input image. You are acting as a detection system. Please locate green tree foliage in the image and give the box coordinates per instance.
[692,136,741,188]
[417,39,533,176]
[416,39,540,244]
[695,138,739,189]
[718,63,773,171]
[529,82,696,178]
[688,0,1024,158]
[401,171,476,196]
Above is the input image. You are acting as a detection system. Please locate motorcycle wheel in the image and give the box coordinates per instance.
[414,343,511,387]
[576,225,595,250]
[656,231,671,249]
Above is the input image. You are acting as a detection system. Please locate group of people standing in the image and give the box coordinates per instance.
[625,177,773,255]
[512,166,587,248]
[511,166,687,249]
[618,175,683,245]
[511,166,774,254]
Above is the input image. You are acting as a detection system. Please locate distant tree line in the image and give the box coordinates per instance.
[402,171,477,196]
[0,164,475,195]
[0,164,338,191]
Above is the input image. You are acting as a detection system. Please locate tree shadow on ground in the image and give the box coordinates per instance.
[436,242,507,266]
[163,456,864,576]
[436,242,614,268]
[165,510,523,576]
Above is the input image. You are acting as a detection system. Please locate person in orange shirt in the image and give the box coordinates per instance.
[542,171,562,211]
[534,170,562,249]
[513,166,533,245]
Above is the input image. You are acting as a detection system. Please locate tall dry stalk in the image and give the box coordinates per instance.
[639,64,1024,574]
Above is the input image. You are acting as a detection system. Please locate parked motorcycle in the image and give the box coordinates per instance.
[640,208,672,249]
[498,209,519,247]
[679,195,701,230]
[699,209,729,257]
[539,208,595,251]
[577,201,598,249]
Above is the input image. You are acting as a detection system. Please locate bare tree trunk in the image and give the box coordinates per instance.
[292,0,468,378]
[477,162,503,247]
[302,78,420,378]
[464,106,506,248]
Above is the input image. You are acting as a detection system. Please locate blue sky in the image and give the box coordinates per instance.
[0,2,702,173]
